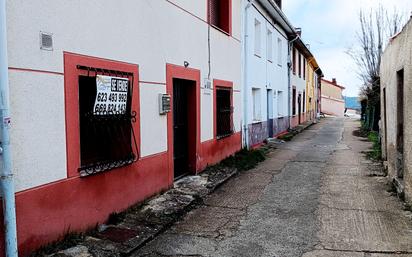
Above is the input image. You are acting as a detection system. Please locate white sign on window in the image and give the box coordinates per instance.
[94,75,129,115]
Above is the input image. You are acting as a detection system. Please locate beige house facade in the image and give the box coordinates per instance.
[321,78,345,117]
[380,18,412,203]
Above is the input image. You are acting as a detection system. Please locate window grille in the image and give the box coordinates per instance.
[216,87,233,138]
[77,65,139,177]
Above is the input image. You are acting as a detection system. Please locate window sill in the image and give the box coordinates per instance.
[216,132,234,140]
[252,120,262,124]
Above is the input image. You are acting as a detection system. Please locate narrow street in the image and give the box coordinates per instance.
[133,118,412,257]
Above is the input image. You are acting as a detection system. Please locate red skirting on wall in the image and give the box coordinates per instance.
[199,132,242,171]
[10,152,170,257]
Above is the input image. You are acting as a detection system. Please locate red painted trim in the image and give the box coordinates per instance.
[213,79,233,139]
[8,67,64,76]
[14,151,170,257]
[199,132,241,170]
[64,52,141,178]
[166,0,205,23]
[251,142,265,149]
[166,64,201,180]
[275,130,289,138]
[139,81,166,85]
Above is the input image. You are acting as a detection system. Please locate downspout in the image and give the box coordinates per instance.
[0,1,18,257]
[242,0,255,149]
[287,35,299,130]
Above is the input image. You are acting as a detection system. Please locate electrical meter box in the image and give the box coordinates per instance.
[159,94,171,115]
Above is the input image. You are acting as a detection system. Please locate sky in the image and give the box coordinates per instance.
[283,0,412,97]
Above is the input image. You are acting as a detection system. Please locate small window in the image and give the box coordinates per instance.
[303,91,306,112]
[254,19,261,56]
[292,87,296,115]
[216,87,233,138]
[208,0,231,34]
[78,69,138,176]
[292,48,296,74]
[298,54,302,77]
[277,90,284,116]
[252,88,261,121]
[303,58,306,80]
[267,30,273,62]
[277,38,282,66]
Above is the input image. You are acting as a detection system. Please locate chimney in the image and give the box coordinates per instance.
[275,0,282,9]
[332,78,337,84]
[295,27,302,37]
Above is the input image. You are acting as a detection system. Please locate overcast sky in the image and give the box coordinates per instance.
[283,0,412,97]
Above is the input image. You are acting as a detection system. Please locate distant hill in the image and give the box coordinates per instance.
[344,97,361,110]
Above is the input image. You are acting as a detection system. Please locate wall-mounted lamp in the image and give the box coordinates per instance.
[184,61,189,68]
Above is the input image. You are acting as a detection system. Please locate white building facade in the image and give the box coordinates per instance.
[5,0,242,255]
[242,0,293,148]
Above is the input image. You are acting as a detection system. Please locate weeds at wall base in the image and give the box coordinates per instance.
[28,147,267,256]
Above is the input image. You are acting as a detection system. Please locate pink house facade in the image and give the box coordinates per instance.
[321,78,345,117]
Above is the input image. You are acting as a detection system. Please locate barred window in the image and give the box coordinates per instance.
[208,0,231,34]
[216,87,233,138]
[77,66,138,176]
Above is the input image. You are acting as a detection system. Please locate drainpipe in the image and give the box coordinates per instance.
[287,35,299,130]
[0,1,18,257]
[241,0,255,149]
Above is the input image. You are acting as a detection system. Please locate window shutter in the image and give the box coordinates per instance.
[208,0,220,27]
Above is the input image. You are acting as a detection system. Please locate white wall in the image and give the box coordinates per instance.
[6,0,242,191]
[244,3,289,126]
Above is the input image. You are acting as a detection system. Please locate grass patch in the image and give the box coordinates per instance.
[366,131,381,160]
[277,132,295,141]
[220,148,266,171]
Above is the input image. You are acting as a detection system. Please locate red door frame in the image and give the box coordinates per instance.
[213,79,233,139]
[64,52,140,178]
[166,64,201,183]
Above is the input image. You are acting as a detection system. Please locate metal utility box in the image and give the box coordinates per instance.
[159,94,171,115]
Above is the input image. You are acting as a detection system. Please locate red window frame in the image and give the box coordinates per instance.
[64,52,140,178]
[207,0,232,35]
[213,79,234,139]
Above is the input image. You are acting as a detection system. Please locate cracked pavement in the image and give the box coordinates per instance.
[131,118,412,257]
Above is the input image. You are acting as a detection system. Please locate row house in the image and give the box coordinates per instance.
[306,58,322,122]
[242,0,323,148]
[321,78,345,117]
[242,0,292,147]
[0,0,323,255]
[380,17,412,204]
[290,38,323,128]
[2,1,242,255]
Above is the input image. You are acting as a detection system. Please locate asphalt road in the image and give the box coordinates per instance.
[132,118,412,257]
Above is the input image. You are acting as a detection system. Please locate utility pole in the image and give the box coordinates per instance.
[0,0,19,256]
